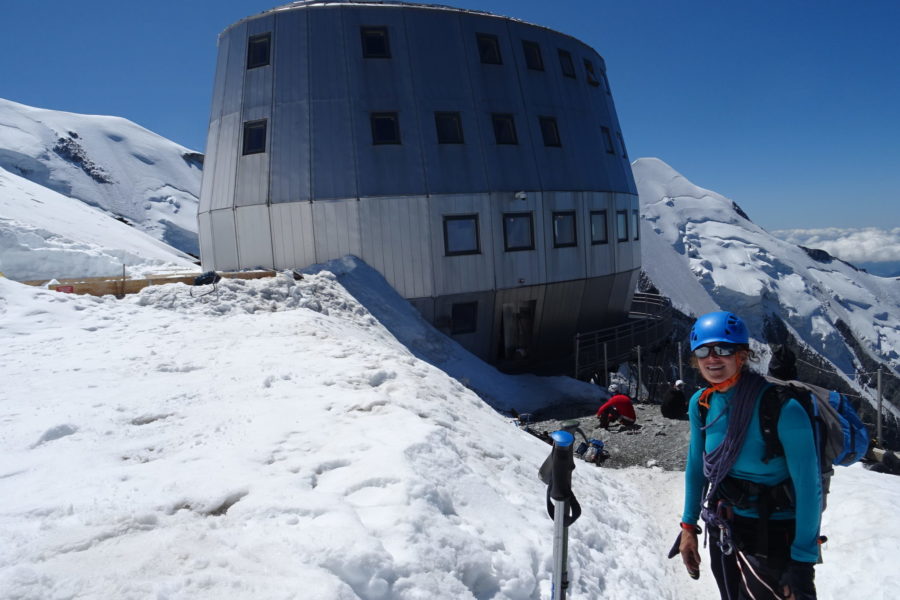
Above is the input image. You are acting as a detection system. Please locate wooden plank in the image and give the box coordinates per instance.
[20,270,278,298]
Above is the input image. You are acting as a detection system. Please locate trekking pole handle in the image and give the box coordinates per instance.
[549,431,575,502]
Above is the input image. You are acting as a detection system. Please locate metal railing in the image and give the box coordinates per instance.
[573,293,673,381]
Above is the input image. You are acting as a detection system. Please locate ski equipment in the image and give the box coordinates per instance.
[689,311,750,351]
[539,430,581,600]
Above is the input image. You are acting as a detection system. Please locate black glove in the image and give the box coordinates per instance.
[779,561,816,599]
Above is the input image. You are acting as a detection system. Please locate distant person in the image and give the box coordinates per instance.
[661,380,688,420]
[597,384,636,429]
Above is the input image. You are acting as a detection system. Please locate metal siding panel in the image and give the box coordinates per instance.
[492,191,545,289]
[235,205,275,269]
[210,209,239,271]
[221,23,247,117]
[586,192,615,277]
[198,118,220,213]
[430,194,494,295]
[198,210,215,271]
[534,280,583,356]
[313,200,361,263]
[242,15,275,112]
[544,191,585,282]
[434,290,494,360]
[208,35,230,124]
[210,112,240,211]
[577,274,615,331]
[270,202,316,269]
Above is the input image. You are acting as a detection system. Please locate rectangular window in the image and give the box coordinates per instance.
[435,112,464,144]
[503,212,535,252]
[492,113,518,145]
[539,116,561,147]
[522,40,544,71]
[451,302,478,335]
[476,33,502,64]
[361,26,391,58]
[371,112,401,145]
[247,33,271,69]
[632,209,640,241]
[616,210,629,242]
[558,49,576,78]
[242,119,267,155]
[617,131,628,159]
[443,214,480,256]
[601,126,615,154]
[590,210,608,245]
[584,58,600,86]
[552,211,577,248]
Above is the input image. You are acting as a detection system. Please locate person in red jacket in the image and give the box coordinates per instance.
[597,384,637,429]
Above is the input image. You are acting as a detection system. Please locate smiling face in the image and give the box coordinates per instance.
[696,346,742,384]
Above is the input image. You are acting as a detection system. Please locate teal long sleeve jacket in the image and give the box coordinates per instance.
[681,385,823,563]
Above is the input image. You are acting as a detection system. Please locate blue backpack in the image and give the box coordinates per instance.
[761,376,870,508]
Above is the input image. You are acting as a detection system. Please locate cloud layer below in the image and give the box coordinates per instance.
[772,227,900,266]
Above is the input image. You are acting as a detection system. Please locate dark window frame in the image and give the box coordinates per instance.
[632,209,641,241]
[590,210,609,245]
[502,211,535,252]
[360,26,391,58]
[451,301,479,335]
[522,40,544,71]
[492,113,519,145]
[616,210,629,242]
[539,116,562,147]
[476,33,503,65]
[246,33,272,69]
[434,112,465,144]
[242,119,268,155]
[552,211,578,248]
[370,112,401,145]
[584,58,600,86]
[443,214,481,256]
[601,126,615,154]
[558,49,576,78]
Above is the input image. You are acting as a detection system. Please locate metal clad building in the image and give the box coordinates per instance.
[199,0,642,366]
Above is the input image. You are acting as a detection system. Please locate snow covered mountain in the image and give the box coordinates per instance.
[634,157,900,418]
[0,98,202,256]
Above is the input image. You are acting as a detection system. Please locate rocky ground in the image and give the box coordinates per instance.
[524,402,692,471]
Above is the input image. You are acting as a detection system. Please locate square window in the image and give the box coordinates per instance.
[601,126,615,154]
[618,131,628,159]
[444,214,480,256]
[539,116,561,147]
[247,33,271,69]
[522,40,544,71]
[552,211,577,248]
[435,112,464,144]
[371,112,401,145]
[503,212,534,252]
[633,209,640,241]
[492,113,518,145]
[616,210,629,242]
[242,119,267,155]
[590,210,608,245]
[476,33,502,64]
[584,58,600,86]
[558,49,576,78]
[451,302,478,335]
[361,26,391,58]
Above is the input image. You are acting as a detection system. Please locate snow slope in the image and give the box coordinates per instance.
[634,158,900,412]
[2,262,898,600]
[0,98,202,255]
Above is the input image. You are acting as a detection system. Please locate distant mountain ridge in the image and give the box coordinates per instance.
[0,98,202,255]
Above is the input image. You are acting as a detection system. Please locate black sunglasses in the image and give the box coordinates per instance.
[693,344,738,359]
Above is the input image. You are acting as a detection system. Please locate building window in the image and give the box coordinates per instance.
[435,112,464,144]
[451,302,478,335]
[539,116,561,147]
[552,211,577,248]
[492,113,518,145]
[477,33,502,64]
[247,33,271,69]
[558,49,576,78]
[602,126,615,154]
[242,119,267,155]
[361,26,391,58]
[443,214,480,256]
[503,212,535,252]
[618,131,628,159]
[633,209,641,241]
[584,58,600,86]
[371,112,400,145]
[522,40,544,71]
[590,210,608,245]
[617,210,629,242]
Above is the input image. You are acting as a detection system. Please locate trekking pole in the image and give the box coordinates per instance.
[539,430,581,600]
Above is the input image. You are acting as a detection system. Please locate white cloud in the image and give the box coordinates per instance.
[771,227,900,264]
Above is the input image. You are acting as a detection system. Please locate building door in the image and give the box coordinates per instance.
[499,300,537,361]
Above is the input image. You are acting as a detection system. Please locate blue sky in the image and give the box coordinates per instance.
[1,0,898,232]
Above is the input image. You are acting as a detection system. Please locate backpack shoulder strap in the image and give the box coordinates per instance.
[760,384,787,463]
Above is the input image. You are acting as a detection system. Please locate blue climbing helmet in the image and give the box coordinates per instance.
[689,311,749,351]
